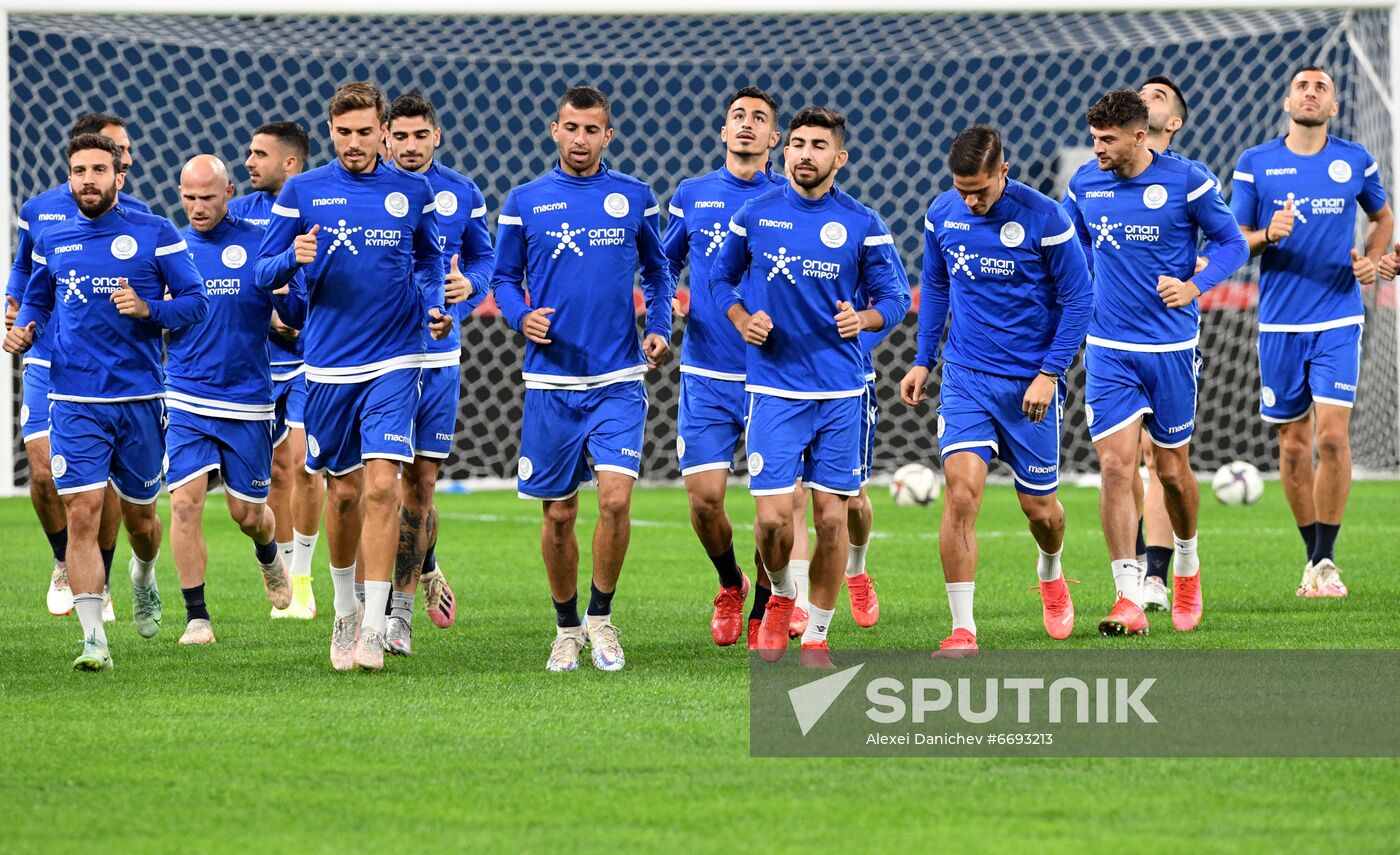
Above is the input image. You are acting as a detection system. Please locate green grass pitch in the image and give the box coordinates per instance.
[2,482,1398,852]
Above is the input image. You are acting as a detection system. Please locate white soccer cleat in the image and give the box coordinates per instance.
[546,628,586,673]
[179,618,216,645]
[1139,575,1170,612]
[259,558,293,611]
[47,563,74,616]
[330,612,360,671]
[1296,562,1319,597]
[1311,559,1348,598]
[585,618,625,672]
[101,587,115,623]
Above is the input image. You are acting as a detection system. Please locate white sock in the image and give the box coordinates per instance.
[585,612,611,629]
[362,580,391,635]
[556,623,585,638]
[292,530,318,577]
[130,553,158,586]
[277,540,294,567]
[789,559,810,608]
[845,543,869,578]
[1112,559,1143,605]
[765,562,797,599]
[801,604,835,644]
[74,593,107,644]
[1036,546,1063,582]
[946,581,976,635]
[1173,534,1200,577]
[330,564,358,619]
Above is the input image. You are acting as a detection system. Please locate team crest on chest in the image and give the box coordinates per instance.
[221,245,247,269]
[820,221,847,248]
[384,192,409,217]
[604,192,630,218]
[110,235,137,260]
[1328,160,1352,183]
[436,191,458,216]
[999,221,1025,247]
[1142,184,1168,210]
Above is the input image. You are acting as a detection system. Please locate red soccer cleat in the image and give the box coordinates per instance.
[788,605,809,639]
[799,640,835,670]
[1038,577,1075,640]
[746,618,762,651]
[1172,573,1202,632]
[845,572,880,628]
[757,595,796,662]
[1098,596,1149,637]
[710,574,750,647]
[932,627,979,659]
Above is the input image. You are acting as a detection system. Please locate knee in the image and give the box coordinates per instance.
[813,505,846,543]
[1020,496,1060,529]
[362,477,400,510]
[1277,427,1311,464]
[1154,455,1191,494]
[542,501,577,536]
[66,501,102,536]
[846,492,870,522]
[1316,427,1349,460]
[943,481,980,520]
[326,481,359,515]
[125,508,160,541]
[230,502,264,531]
[28,458,53,489]
[170,493,203,527]
[754,507,790,541]
[597,488,631,521]
[688,490,724,526]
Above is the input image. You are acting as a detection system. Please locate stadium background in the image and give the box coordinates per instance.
[7,8,1396,484]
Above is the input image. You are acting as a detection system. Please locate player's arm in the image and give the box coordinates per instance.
[901,216,950,406]
[637,189,675,350]
[145,222,208,329]
[1193,168,1227,268]
[6,205,36,325]
[412,189,446,313]
[8,239,56,351]
[1179,168,1249,299]
[711,209,765,342]
[270,269,308,329]
[254,180,310,289]
[1040,210,1093,375]
[1059,187,1095,277]
[1228,153,1281,257]
[661,186,690,314]
[1356,157,1392,285]
[850,214,910,335]
[489,190,553,343]
[451,186,496,319]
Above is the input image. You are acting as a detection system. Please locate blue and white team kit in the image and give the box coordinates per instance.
[1231,136,1387,422]
[711,184,909,497]
[492,162,672,500]
[9,186,151,444]
[1063,151,1249,447]
[164,214,281,503]
[662,164,784,478]
[920,179,1093,494]
[255,158,444,475]
[15,205,207,503]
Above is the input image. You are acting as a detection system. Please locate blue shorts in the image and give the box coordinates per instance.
[745,393,863,497]
[677,372,746,477]
[414,365,460,460]
[48,398,166,504]
[517,381,648,501]
[1259,325,1362,422]
[303,369,420,476]
[1084,344,1200,448]
[21,363,51,443]
[166,407,274,502]
[936,363,1063,495]
[860,380,879,485]
[272,368,307,447]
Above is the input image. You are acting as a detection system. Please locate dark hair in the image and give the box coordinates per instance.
[389,92,439,129]
[71,112,124,139]
[788,106,846,147]
[1295,65,1334,85]
[1086,89,1148,131]
[947,124,1004,176]
[558,86,611,126]
[253,120,309,161]
[67,133,122,171]
[328,81,388,123]
[727,86,778,118]
[1142,75,1188,124]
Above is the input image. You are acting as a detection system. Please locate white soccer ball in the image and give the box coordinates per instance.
[1211,460,1264,506]
[890,463,940,507]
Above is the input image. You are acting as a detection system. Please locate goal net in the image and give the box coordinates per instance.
[7,8,1397,488]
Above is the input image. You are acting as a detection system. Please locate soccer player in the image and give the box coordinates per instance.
[255,81,449,672]
[5,133,207,669]
[7,113,149,620]
[661,86,783,647]
[166,155,294,644]
[492,86,672,674]
[900,124,1092,655]
[1133,75,1220,611]
[1063,89,1248,636]
[383,91,495,654]
[1230,66,1393,596]
[230,121,326,619]
[711,106,909,667]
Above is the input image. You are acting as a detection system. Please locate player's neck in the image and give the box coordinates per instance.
[1115,147,1154,180]
[558,158,602,178]
[1147,130,1173,153]
[1284,123,1328,155]
[724,153,765,181]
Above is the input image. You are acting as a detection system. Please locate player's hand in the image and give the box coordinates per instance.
[111,278,150,319]
[294,224,320,266]
[522,307,555,345]
[1378,242,1400,281]
[900,365,931,407]
[1022,373,1056,423]
[671,296,686,317]
[1351,248,1378,287]
[834,300,861,339]
[741,310,773,345]
[3,321,34,354]
[1156,275,1200,309]
[1266,197,1295,243]
[444,254,473,305]
[643,333,671,369]
[4,296,18,330]
[270,310,298,340]
[428,307,454,341]
[1194,255,1209,275]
